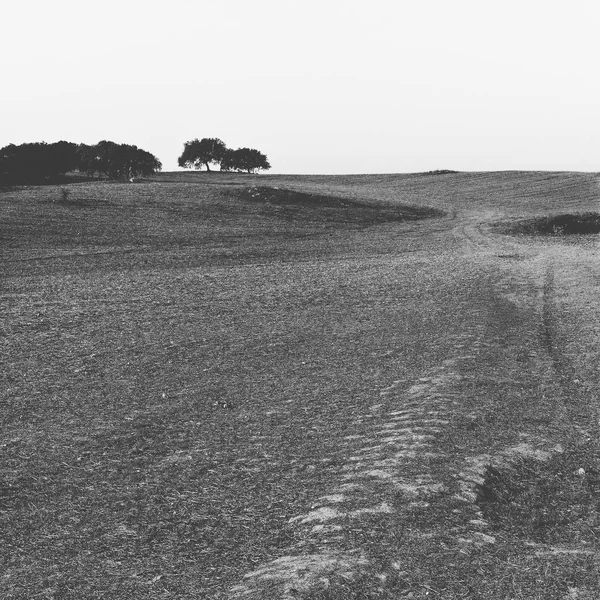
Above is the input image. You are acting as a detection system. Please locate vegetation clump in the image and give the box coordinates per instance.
[77,141,162,180]
[0,141,79,184]
[499,212,600,236]
[178,137,271,173]
[0,140,162,185]
[220,147,271,174]
[235,186,444,226]
[425,169,459,175]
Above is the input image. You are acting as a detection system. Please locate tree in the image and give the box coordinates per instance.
[219,148,238,173]
[220,147,271,174]
[46,141,79,176]
[130,147,162,178]
[76,141,161,179]
[178,138,227,172]
[76,144,100,177]
[0,140,161,184]
[0,141,79,184]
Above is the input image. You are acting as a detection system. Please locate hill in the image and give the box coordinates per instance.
[2,171,600,599]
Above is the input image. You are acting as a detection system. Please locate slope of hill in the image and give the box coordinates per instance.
[154,169,599,215]
[2,171,600,599]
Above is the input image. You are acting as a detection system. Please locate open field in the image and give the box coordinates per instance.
[2,171,600,599]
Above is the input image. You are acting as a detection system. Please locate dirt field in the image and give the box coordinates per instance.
[2,171,600,599]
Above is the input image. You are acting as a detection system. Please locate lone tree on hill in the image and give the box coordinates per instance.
[220,147,271,173]
[178,138,227,172]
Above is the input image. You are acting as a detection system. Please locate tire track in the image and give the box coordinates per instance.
[539,247,600,437]
[229,217,575,599]
[452,216,531,260]
[542,264,561,373]
[229,345,493,598]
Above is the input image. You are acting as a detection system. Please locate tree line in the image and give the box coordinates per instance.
[0,140,162,184]
[178,138,270,173]
[0,136,271,185]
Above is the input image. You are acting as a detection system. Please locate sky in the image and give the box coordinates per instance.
[3,0,600,174]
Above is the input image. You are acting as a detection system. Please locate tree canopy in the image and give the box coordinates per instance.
[0,141,79,184]
[78,141,162,180]
[177,138,227,172]
[178,138,271,173]
[0,140,161,184]
[221,148,271,173]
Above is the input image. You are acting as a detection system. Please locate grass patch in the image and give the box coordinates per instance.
[496,212,600,236]
[234,186,444,226]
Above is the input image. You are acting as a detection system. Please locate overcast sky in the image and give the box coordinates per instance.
[3,0,600,174]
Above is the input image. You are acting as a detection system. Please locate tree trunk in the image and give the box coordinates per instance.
[205,162,211,172]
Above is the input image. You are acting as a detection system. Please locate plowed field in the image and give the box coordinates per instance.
[2,171,600,599]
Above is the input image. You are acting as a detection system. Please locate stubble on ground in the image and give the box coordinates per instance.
[2,172,600,599]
